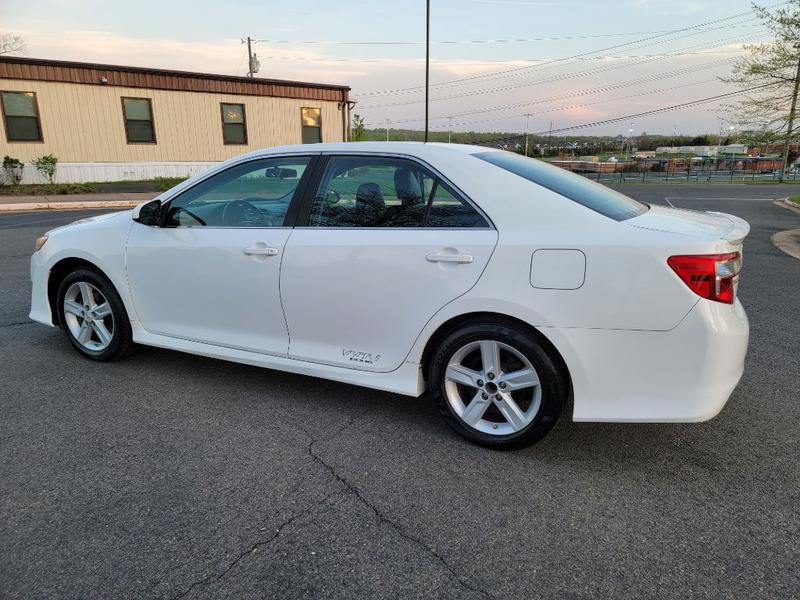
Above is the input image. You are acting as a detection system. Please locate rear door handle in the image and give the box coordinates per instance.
[426,252,473,264]
[243,245,279,256]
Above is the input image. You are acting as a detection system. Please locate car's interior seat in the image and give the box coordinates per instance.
[354,182,386,225]
[383,168,426,227]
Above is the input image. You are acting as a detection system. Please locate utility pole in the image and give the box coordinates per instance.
[242,36,259,78]
[447,116,453,143]
[424,0,430,143]
[386,119,390,142]
[524,113,533,156]
[780,45,800,182]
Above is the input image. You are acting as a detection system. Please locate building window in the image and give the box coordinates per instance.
[1,91,43,142]
[301,107,321,144]
[121,97,156,143]
[220,103,247,145]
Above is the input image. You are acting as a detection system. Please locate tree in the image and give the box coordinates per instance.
[0,33,24,55]
[351,114,365,142]
[722,1,800,180]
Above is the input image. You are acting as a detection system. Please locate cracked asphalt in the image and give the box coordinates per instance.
[2,184,799,599]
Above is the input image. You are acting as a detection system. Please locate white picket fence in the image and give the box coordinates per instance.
[4,162,219,185]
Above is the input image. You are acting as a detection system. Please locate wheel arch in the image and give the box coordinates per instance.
[48,257,110,326]
[419,311,573,401]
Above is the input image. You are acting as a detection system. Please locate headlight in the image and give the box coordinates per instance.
[33,235,48,252]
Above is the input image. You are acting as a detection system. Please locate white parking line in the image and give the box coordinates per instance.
[664,197,777,201]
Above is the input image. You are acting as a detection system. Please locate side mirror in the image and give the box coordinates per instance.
[132,199,162,226]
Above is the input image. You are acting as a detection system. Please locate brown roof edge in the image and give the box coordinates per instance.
[0,56,350,92]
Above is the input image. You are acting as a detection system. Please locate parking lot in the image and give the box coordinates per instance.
[1,184,799,599]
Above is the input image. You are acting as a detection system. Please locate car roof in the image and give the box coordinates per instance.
[238,141,500,161]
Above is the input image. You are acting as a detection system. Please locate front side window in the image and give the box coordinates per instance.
[308,155,488,228]
[221,103,247,145]
[122,97,156,143]
[474,151,647,221]
[164,157,311,227]
[1,91,42,142]
[301,107,321,144]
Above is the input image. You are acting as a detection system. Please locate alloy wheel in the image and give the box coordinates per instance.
[444,340,542,436]
[63,281,115,352]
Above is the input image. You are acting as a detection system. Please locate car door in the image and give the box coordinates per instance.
[126,155,316,355]
[280,154,498,372]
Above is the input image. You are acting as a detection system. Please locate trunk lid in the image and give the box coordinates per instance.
[627,204,749,244]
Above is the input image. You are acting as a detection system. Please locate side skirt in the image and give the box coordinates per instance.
[131,323,425,397]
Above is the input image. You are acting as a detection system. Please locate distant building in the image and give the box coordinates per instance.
[0,56,351,183]
[655,145,718,157]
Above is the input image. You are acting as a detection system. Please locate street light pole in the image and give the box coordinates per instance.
[524,113,532,156]
[424,0,430,143]
[447,116,453,143]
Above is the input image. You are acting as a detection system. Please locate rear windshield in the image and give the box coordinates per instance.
[474,151,648,221]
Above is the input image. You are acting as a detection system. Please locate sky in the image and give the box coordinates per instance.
[1,0,778,136]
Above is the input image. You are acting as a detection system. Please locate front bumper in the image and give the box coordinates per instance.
[545,298,749,422]
[29,251,54,326]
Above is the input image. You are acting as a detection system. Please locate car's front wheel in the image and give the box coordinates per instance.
[56,268,134,361]
[428,320,567,449]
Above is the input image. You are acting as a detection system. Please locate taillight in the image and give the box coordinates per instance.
[667,252,742,304]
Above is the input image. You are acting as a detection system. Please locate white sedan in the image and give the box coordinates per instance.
[30,143,750,449]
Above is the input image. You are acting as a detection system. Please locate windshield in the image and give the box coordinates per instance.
[474,151,648,221]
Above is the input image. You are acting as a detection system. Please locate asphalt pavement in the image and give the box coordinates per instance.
[1,184,799,599]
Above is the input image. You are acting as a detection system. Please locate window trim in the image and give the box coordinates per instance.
[121,96,157,145]
[300,107,322,144]
[220,102,248,146]
[0,90,44,143]
[294,152,494,230]
[156,155,320,229]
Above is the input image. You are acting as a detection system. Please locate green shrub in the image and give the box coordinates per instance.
[2,155,24,185]
[32,154,58,184]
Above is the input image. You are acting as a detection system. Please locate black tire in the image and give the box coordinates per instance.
[428,320,567,450]
[56,267,135,361]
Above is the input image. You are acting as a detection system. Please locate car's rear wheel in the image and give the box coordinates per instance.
[428,321,566,450]
[56,268,134,361]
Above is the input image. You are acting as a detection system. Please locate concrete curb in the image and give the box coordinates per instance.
[0,200,144,212]
[784,197,800,213]
[772,199,800,261]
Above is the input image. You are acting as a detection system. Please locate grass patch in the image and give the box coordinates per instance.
[789,196,800,206]
[151,177,188,191]
[0,177,189,196]
[0,183,99,195]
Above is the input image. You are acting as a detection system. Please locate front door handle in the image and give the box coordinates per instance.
[243,245,279,256]
[426,252,473,264]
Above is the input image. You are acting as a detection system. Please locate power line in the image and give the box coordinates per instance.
[544,85,779,136]
[356,4,783,97]
[358,32,763,109]
[358,18,765,99]
[367,78,723,130]
[253,24,761,46]
[369,57,736,126]
[457,84,778,147]
[252,48,746,65]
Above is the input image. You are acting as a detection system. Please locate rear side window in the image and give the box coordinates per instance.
[474,151,647,221]
[308,155,488,228]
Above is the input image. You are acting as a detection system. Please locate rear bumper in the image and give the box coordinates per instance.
[545,298,749,422]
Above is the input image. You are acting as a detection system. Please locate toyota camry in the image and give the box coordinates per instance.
[30,142,750,449]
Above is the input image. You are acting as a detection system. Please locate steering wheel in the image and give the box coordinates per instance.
[222,198,277,227]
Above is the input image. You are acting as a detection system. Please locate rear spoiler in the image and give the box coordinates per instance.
[708,211,750,245]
